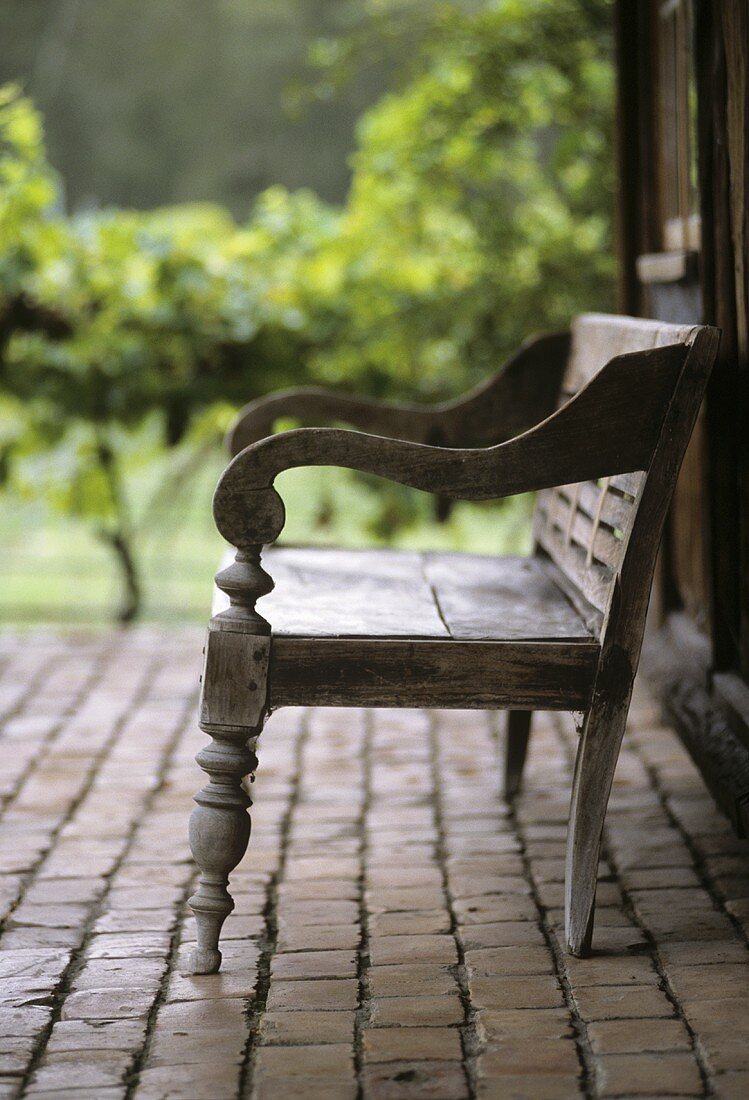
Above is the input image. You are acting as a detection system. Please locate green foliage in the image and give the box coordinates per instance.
[0,0,616,620]
[0,83,58,297]
[309,0,615,394]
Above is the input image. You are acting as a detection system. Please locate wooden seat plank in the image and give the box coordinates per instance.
[259,547,449,638]
[421,553,595,641]
[233,547,596,643]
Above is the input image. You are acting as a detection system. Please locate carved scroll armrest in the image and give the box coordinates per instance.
[213,343,688,556]
[227,332,570,455]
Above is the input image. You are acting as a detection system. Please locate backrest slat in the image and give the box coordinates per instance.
[571,481,634,531]
[534,314,700,617]
[609,472,644,497]
[536,490,626,568]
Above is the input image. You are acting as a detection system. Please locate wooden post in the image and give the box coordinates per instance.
[188,544,272,974]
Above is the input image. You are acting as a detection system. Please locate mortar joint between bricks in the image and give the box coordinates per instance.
[237,708,311,1100]
[0,637,115,835]
[123,741,206,1100]
[353,710,374,1100]
[14,660,190,1098]
[490,711,599,1100]
[429,710,482,1100]
[0,646,67,727]
[637,726,749,958]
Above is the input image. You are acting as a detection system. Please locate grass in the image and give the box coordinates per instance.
[2,447,534,626]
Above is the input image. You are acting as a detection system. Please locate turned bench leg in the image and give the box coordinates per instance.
[188,725,261,974]
[504,710,532,799]
[188,545,274,974]
[565,701,629,957]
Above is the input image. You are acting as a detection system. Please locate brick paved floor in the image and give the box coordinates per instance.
[1,630,749,1099]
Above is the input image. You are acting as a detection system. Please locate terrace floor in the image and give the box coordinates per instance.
[1,629,748,1099]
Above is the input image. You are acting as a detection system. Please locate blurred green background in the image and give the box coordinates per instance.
[0,0,389,213]
[0,0,615,625]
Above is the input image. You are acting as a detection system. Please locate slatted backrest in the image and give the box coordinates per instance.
[533,314,699,617]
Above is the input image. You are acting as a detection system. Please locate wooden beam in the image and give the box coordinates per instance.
[268,638,599,711]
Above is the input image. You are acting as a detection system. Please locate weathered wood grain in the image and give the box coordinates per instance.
[268,638,599,711]
[421,553,595,641]
[190,574,272,974]
[565,324,721,956]
[531,315,686,622]
[566,481,634,530]
[199,628,270,732]
[536,529,614,614]
[563,313,697,392]
[609,472,644,497]
[535,492,625,566]
[189,624,264,975]
[256,548,449,638]
[215,547,596,643]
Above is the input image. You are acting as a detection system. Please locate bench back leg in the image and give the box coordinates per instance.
[504,710,533,799]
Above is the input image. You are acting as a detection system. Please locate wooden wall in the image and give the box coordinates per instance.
[615,0,749,831]
[695,0,749,675]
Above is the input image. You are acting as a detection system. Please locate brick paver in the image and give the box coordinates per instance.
[0,629,748,1098]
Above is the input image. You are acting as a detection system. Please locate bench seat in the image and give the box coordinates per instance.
[214,547,600,710]
[217,546,595,640]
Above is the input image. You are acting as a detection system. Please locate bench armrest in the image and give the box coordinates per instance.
[213,343,687,550]
[227,332,570,455]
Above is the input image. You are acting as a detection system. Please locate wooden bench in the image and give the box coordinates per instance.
[188,313,719,974]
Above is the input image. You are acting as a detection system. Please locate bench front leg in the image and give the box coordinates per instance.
[188,722,260,974]
[188,546,273,974]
